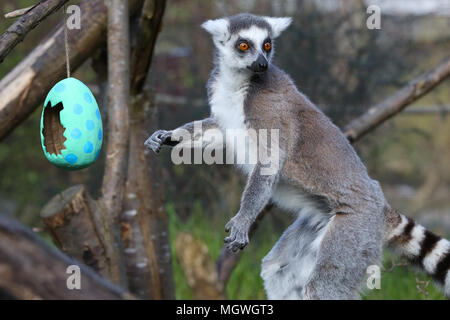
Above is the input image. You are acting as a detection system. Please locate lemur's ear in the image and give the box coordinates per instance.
[201,18,229,42]
[264,17,292,38]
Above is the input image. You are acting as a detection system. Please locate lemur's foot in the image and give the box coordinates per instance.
[224,216,250,252]
[144,130,172,154]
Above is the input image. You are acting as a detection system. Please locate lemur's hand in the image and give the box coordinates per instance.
[144,130,173,154]
[224,214,251,252]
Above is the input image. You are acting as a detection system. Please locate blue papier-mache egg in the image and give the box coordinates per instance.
[40,78,103,170]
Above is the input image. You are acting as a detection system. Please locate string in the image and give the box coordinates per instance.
[63,4,70,78]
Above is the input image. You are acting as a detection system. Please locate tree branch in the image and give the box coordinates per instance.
[130,0,166,94]
[98,0,131,287]
[344,56,450,142]
[122,0,174,299]
[0,0,69,63]
[4,5,36,19]
[0,214,133,299]
[401,105,450,115]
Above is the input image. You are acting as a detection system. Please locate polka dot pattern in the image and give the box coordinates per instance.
[84,92,93,104]
[71,128,82,139]
[84,141,93,153]
[73,103,83,115]
[98,129,102,141]
[86,120,95,131]
[65,153,78,164]
[55,83,66,92]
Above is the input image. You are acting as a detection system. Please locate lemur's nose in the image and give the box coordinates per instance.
[250,54,268,73]
[257,54,268,70]
[259,61,268,70]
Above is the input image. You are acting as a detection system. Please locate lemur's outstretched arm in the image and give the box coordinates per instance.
[145,117,219,153]
[225,160,282,252]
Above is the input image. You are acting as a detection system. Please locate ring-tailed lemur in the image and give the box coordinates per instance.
[145,14,450,299]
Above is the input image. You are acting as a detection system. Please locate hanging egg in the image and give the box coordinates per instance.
[40,78,103,170]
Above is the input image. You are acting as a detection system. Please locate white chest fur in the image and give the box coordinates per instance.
[208,70,255,174]
[209,70,248,130]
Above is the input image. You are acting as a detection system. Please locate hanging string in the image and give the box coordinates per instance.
[63,4,71,78]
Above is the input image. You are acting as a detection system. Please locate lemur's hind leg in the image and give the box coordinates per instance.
[303,211,383,300]
[261,211,329,299]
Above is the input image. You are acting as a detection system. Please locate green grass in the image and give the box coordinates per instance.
[364,253,446,300]
[167,204,446,300]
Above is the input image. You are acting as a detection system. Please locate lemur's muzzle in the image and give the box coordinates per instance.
[249,54,268,73]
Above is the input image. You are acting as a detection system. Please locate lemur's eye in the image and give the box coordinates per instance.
[239,42,249,51]
[264,42,272,51]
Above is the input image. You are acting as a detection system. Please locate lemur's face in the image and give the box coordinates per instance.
[202,14,292,74]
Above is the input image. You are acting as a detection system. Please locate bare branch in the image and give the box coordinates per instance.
[401,105,450,115]
[344,56,450,142]
[4,5,36,19]
[0,214,133,299]
[0,0,69,62]
[415,273,430,300]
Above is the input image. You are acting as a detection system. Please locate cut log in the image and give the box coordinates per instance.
[41,185,109,279]
[0,213,132,299]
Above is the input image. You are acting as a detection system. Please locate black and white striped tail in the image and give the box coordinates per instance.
[385,212,450,297]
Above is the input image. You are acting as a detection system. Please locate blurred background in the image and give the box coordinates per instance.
[0,0,449,299]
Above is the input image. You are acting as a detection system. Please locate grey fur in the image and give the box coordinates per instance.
[228,13,272,35]
[146,15,450,299]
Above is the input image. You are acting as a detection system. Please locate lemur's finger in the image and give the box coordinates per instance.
[150,130,167,143]
[229,241,243,252]
[224,234,235,243]
[160,131,172,142]
[151,136,162,143]
[145,141,162,154]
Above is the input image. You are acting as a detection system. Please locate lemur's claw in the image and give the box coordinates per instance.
[225,220,233,233]
[224,217,249,252]
[144,130,172,154]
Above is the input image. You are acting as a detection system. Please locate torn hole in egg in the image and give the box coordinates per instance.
[42,101,67,155]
